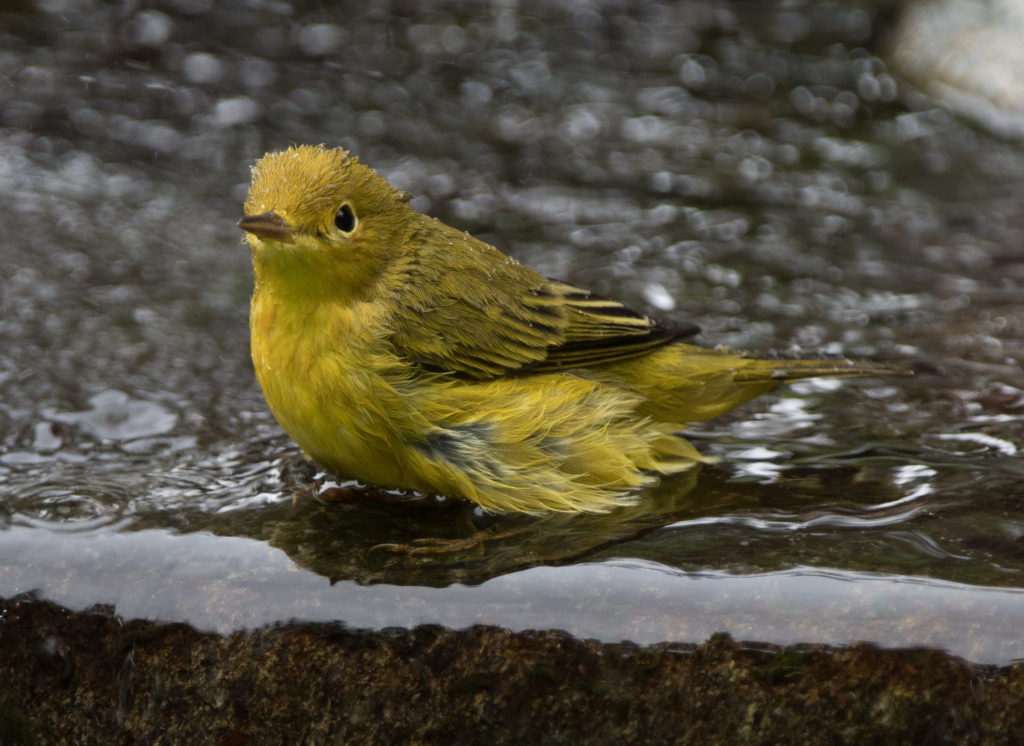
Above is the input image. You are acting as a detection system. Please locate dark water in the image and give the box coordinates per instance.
[3,0,1024,664]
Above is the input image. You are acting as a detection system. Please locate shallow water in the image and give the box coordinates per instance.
[3,0,1024,664]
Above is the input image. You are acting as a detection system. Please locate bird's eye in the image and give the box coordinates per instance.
[334,204,356,233]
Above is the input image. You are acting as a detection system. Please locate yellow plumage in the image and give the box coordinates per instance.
[239,145,897,513]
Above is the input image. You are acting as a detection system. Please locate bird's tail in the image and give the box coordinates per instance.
[729,354,907,383]
[601,343,907,423]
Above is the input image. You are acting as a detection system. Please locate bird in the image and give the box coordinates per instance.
[238,144,899,514]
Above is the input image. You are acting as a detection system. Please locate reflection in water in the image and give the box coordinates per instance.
[3,524,1024,665]
[266,470,702,586]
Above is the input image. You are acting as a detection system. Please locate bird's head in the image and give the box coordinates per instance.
[239,144,412,301]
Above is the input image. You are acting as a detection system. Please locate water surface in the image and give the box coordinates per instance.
[3,0,1024,663]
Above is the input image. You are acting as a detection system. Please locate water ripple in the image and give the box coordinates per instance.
[665,507,925,532]
[884,530,970,561]
[3,479,134,530]
[933,431,1018,456]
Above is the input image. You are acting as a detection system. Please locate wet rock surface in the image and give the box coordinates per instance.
[2,594,1023,744]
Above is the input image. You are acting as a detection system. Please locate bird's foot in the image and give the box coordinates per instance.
[371,527,525,555]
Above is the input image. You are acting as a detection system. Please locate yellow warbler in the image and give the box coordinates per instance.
[239,145,896,513]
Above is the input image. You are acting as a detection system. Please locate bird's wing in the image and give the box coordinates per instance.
[534,279,697,372]
[385,226,696,379]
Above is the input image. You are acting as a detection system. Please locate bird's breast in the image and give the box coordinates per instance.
[248,289,413,482]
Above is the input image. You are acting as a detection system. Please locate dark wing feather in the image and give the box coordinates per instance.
[527,280,696,372]
[385,221,696,379]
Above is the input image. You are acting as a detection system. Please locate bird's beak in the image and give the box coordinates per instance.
[238,211,293,241]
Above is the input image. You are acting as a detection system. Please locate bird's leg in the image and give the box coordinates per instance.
[370,525,530,555]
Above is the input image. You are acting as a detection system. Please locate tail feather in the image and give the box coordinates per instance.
[731,356,908,383]
[600,343,908,424]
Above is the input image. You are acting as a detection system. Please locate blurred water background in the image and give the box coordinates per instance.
[3,0,1024,664]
